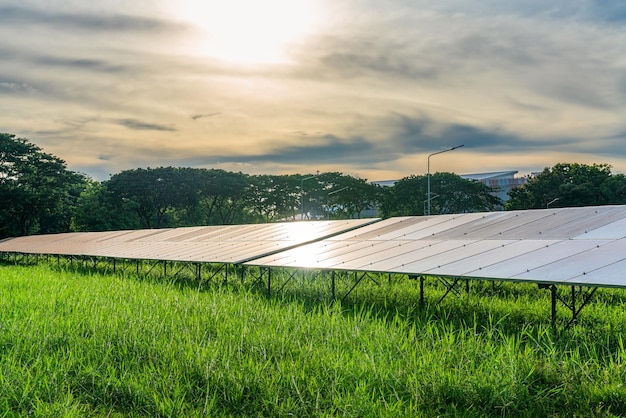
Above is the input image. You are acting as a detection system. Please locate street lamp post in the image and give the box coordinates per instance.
[300,172,321,220]
[427,145,464,216]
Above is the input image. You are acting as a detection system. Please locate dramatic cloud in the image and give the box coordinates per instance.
[0,1,624,181]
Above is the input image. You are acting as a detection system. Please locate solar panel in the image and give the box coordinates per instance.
[246,206,626,289]
[0,219,378,264]
[4,205,626,290]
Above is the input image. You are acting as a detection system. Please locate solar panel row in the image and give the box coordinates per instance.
[245,206,626,288]
[2,205,626,289]
[0,219,377,264]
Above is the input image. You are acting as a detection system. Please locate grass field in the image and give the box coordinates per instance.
[1,261,626,416]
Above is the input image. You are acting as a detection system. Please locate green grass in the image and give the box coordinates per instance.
[1,262,626,416]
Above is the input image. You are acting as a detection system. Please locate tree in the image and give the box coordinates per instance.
[380,172,502,217]
[380,175,426,217]
[600,173,626,205]
[245,174,300,222]
[105,167,200,228]
[196,169,250,225]
[319,173,381,219]
[71,179,140,231]
[295,172,380,220]
[505,163,625,210]
[0,133,87,238]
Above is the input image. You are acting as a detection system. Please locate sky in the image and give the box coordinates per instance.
[1,0,625,182]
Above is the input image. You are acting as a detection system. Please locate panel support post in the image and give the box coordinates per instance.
[267,268,272,297]
[551,285,557,333]
[571,286,576,321]
[419,276,425,306]
[331,271,336,301]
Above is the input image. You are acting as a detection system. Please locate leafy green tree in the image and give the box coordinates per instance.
[0,133,87,237]
[245,174,301,222]
[196,169,250,225]
[71,179,140,231]
[379,175,426,217]
[380,172,502,217]
[76,168,252,230]
[320,173,381,219]
[105,167,200,228]
[297,172,379,219]
[505,163,624,210]
[299,173,327,220]
[600,173,626,205]
[435,172,502,214]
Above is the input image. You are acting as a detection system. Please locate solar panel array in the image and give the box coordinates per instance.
[247,206,626,288]
[0,219,377,264]
[2,206,626,289]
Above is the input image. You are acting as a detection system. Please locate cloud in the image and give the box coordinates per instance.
[0,81,39,94]
[388,113,626,162]
[191,112,222,120]
[33,56,126,73]
[314,41,439,81]
[115,119,176,132]
[0,5,177,32]
[401,0,626,23]
[298,6,625,114]
[1,0,625,183]
[390,114,562,154]
[203,113,564,168]
[217,134,377,165]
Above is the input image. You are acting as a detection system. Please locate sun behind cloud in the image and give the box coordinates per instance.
[176,0,320,64]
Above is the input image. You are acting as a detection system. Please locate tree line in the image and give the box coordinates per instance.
[2,133,626,238]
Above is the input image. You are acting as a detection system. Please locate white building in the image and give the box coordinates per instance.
[461,171,527,205]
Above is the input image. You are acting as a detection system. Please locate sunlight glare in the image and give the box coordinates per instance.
[177,0,320,64]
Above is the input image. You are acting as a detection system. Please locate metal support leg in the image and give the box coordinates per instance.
[437,278,462,304]
[419,276,425,306]
[571,286,576,321]
[341,272,368,302]
[332,271,336,300]
[565,286,598,328]
[551,285,557,333]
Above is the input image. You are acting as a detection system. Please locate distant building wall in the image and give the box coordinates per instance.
[461,171,528,207]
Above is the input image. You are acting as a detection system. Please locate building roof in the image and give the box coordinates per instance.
[460,171,519,181]
[373,171,522,186]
